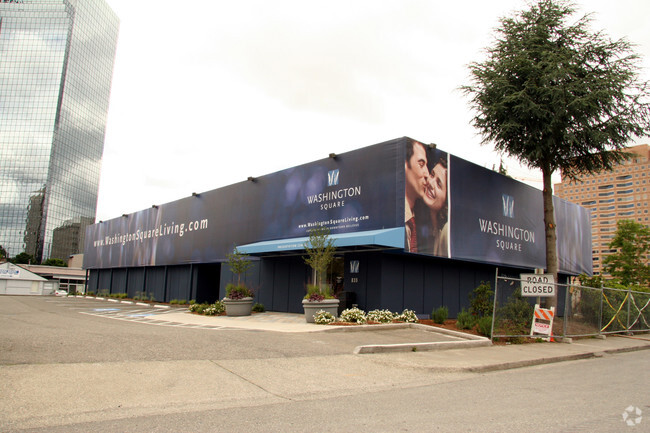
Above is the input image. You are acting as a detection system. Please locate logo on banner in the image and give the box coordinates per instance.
[502,194,515,218]
[328,169,339,187]
[350,260,359,273]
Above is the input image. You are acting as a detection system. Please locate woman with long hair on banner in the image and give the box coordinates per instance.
[415,155,449,257]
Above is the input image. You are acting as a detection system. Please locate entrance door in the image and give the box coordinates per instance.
[326,255,345,297]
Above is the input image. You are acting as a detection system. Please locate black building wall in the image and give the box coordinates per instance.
[87,263,221,303]
[344,252,496,317]
[86,252,541,317]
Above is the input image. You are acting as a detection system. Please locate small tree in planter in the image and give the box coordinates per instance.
[223,247,255,316]
[302,225,339,322]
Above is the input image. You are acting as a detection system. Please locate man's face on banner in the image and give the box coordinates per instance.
[405,142,428,206]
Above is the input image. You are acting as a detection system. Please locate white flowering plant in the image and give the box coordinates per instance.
[189,301,225,315]
[339,307,367,324]
[396,309,419,323]
[367,309,395,323]
[313,310,336,325]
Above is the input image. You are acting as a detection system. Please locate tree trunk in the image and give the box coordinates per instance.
[542,167,558,309]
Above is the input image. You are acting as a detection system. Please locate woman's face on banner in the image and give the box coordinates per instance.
[423,162,447,213]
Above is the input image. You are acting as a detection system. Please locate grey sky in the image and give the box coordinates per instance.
[98,0,650,221]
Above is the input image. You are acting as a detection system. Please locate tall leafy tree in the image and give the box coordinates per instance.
[463,0,650,304]
[603,220,650,287]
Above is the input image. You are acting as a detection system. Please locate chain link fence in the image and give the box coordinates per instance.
[492,274,650,341]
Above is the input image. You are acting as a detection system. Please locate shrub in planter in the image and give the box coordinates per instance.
[339,307,367,324]
[456,309,476,329]
[225,283,253,300]
[495,291,533,337]
[304,284,335,302]
[469,281,494,318]
[432,306,448,324]
[476,315,492,337]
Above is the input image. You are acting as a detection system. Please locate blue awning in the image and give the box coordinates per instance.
[237,227,405,255]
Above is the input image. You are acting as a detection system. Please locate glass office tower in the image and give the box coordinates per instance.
[0,0,118,262]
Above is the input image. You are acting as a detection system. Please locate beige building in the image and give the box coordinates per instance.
[554,144,650,276]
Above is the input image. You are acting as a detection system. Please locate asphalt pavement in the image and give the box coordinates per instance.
[77,295,650,371]
[2,295,649,432]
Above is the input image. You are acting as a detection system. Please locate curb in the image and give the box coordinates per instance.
[462,341,650,373]
[83,295,180,310]
[354,339,491,354]
[322,322,486,340]
[331,323,493,354]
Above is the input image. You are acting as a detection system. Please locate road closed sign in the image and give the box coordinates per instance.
[520,273,556,297]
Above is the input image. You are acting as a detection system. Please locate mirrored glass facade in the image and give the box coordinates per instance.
[0,0,118,261]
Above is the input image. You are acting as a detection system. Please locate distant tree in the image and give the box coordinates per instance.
[11,252,35,264]
[603,220,650,287]
[462,0,650,306]
[42,258,68,267]
[0,245,7,260]
[497,159,508,177]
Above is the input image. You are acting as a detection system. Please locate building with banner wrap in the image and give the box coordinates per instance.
[83,137,593,316]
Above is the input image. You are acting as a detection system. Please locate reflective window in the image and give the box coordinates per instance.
[0,0,119,261]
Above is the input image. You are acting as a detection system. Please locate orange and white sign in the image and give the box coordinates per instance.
[530,304,555,340]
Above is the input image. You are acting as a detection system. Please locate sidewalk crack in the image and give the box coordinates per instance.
[208,360,295,402]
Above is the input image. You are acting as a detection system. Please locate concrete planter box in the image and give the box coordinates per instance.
[223,297,254,316]
[302,298,340,323]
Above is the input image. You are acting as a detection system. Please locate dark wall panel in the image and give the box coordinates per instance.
[87,270,99,294]
[423,262,443,316]
[126,267,145,299]
[98,269,112,294]
[442,264,460,316]
[110,269,127,294]
[145,267,166,301]
[380,256,403,312]
[271,261,290,312]
[288,258,308,314]
[403,260,424,312]
[166,266,191,302]
[258,260,275,310]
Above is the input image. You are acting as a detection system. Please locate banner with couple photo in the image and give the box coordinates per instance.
[404,141,591,275]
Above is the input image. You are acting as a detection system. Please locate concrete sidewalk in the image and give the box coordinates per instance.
[160,308,650,370]
[371,332,650,372]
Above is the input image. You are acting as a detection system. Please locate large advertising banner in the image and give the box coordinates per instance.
[85,136,592,275]
[84,138,404,269]
[404,148,592,275]
[448,155,547,269]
